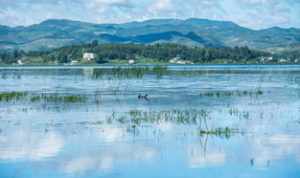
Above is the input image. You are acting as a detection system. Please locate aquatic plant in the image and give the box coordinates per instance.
[228,108,251,119]
[200,89,264,98]
[108,109,210,126]
[152,65,168,78]
[198,127,238,139]
[0,92,27,102]
[30,94,87,103]
[90,65,169,79]
[102,109,243,139]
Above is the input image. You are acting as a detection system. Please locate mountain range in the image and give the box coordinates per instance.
[0,18,300,51]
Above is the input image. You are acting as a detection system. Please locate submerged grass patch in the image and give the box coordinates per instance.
[104,109,241,139]
[0,92,27,102]
[200,89,264,97]
[0,92,86,103]
[106,109,210,126]
[92,65,169,79]
[198,127,238,139]
[30,94,87,103]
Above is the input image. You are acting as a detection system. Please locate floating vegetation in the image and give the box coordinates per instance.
[0,92,27,102]
[200,89,264,98]
[198,127,238,139]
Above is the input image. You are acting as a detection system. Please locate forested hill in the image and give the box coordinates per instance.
[0,43,281,65]
[1,18,300,51]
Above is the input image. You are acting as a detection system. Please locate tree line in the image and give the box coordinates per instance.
[0,42,273,64]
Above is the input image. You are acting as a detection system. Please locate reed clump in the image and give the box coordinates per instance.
[200,89,264,97]
[199,127,238,138]
[107,109,210,126]
[0,92,27,102]
[30,95,87,103]
[92,65,169,79]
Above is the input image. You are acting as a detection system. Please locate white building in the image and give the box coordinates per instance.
[128,59,135,64]
[17,60,23,65]
[169,57,180,64]
[83,53,95,61]
[71,60,79,65]
[267,56,273,61]
[169,57,193,64]
[279,58,287,63]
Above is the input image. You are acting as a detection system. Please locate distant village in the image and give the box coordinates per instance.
[4,43,299,65]
[63,52,194,65]
[65,53,299,65]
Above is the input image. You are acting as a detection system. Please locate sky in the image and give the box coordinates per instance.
[0,0,300,29]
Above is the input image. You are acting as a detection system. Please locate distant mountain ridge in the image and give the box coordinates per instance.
[0,18,300,51]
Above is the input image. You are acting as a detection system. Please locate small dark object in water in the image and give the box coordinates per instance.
[250,159,254,166]
[138,94,149,101]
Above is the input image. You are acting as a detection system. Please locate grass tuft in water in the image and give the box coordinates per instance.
[92,65,169,79]
[107,109,210,126]
[200,89,264,98]
[199,127,238,139]
[0,92,27,102]
[30,95,87,103]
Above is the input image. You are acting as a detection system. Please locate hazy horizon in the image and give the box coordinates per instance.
[0,0,299,30]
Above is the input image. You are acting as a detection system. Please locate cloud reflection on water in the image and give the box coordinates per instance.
[62,142,158,174]
[0,130,63,161]
[250,134,300,169]
[187,144,226,168]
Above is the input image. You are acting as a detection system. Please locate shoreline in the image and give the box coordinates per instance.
[1,64,300,70]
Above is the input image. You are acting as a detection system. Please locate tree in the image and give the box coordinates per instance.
[91,40,98,47]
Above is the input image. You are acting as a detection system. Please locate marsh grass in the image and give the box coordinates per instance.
[105,109,240,139]
[106,109,210,126]
[200,89,264,98]
[0,92,27,102]
[30,94,87,103]
[129,109,209,125]
[152,65,168,78]
[229,108,250,119]
[91,65,169,79]
[198,127,238,139]
[85,66,275,80]
[112,67,149,78]
[0,91,87,103]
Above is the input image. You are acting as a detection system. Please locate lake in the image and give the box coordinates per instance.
[0,65,299,178]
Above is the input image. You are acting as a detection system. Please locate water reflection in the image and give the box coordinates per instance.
[249,134,300,169]
[62,142,157,174]
[0,66,300,178]
[187,144,226,168]
[0,131,63,161]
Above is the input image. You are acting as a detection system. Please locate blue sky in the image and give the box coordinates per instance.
[0,0,299,29]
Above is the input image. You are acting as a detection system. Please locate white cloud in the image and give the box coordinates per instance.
[0,0,299,29]
[148,0,172,13]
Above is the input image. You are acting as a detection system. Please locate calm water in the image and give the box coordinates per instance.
[0,65,299,178]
